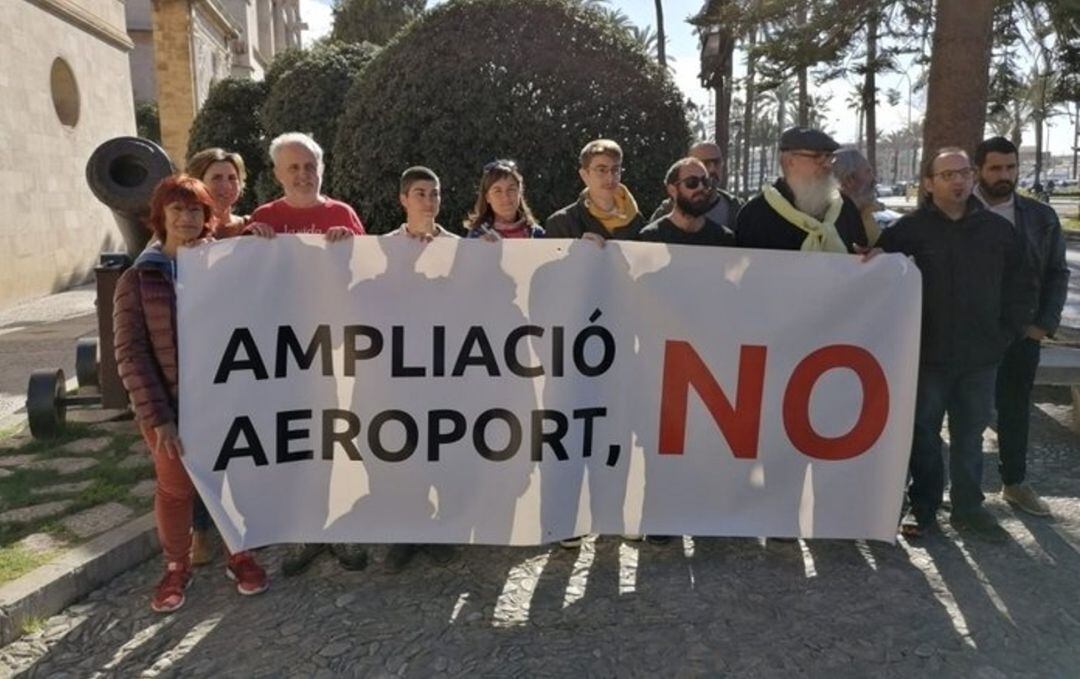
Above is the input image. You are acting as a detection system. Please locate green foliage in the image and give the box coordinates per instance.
[259,42,381,204]
[332,0,690,233]
[135,101,161,143]
[331,0,427,45]
[187,78,268,214]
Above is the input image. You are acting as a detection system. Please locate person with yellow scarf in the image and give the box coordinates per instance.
[544,139,646,242]
[735,127,869,253]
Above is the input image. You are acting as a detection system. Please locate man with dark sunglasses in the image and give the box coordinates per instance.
[735,127,867,253]
[648,142,741,230]
[639,158,735,246]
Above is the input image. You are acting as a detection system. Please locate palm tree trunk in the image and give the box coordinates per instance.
[922,0,995,167]
[742,26,757,196]
[864,10,878,175]
[796,4,809,126]
[654,0,666,68]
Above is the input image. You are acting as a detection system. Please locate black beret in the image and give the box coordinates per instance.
[779,127,840,152]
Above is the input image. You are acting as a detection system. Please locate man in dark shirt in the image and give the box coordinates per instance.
[640,158,735,246]
[871,147,1035,540]
[736,127,867,252]
[648,142,741,230]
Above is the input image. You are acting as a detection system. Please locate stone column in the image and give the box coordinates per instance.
[152,0,196,164]
[272,0,286,57]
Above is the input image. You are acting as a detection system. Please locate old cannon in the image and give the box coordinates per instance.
[26,137,173,437]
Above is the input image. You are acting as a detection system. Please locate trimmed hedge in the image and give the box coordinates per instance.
[259,42,381,204]
[332,0,690,233]
[186,78,268,215]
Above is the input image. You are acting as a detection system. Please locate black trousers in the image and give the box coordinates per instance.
[994,337,1041,486]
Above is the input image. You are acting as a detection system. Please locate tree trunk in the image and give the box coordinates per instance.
[796,4,809,126]
[758,143,767,186]
[864,10,878,175]
[654,0,666,69]
[922,0,995,169]
[1033,114,1044,186]
[714,39,734,189]
[856,107,864,151]
[742,27,757,196]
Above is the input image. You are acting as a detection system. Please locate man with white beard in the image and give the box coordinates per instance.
[735,127,868,252]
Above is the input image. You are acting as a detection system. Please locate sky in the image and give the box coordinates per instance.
[298,0,1076,161]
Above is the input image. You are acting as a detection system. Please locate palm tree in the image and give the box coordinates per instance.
[654,0,666,68]
[923,0,995,169]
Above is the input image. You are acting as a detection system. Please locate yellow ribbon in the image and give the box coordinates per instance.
[762,184,848,253]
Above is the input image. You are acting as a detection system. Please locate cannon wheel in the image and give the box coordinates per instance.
[76,337,100,388]
[27,369,67,439]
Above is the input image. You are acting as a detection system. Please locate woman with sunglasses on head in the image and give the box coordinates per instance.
[464,160,545,240]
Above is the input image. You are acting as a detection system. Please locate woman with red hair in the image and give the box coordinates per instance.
[113,175,269,613]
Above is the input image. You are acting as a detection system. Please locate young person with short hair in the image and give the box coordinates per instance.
[545,139,645,242]
[384,166,459,241]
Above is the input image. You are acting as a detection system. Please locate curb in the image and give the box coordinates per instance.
[0,512,158,646]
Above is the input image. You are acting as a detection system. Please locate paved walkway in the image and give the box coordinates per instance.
[0,285,96,425]
[0,403,1078,676]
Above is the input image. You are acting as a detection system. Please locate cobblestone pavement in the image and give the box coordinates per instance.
[0,398,1077,678]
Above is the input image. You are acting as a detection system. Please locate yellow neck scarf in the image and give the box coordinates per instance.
[763,184,848,253]
[583,184,639,233]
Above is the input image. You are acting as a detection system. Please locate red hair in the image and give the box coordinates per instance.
[147,174,214,242]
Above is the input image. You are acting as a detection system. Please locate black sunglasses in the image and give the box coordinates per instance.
[673,175,709,190]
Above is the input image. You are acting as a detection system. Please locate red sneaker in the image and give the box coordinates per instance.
[226,551,269,596]
[151,561,191,613]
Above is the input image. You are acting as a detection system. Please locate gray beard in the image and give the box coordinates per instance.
[788,176,839,220]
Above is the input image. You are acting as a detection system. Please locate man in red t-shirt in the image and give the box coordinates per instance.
[248,132,364,241]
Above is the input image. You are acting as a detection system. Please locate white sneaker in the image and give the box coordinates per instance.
[559,536,584,548]
[1002,483,1051,517]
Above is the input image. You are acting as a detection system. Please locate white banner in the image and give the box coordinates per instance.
[178,236,921,549]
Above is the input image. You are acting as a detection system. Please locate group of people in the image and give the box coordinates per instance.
[112,126,1066,614]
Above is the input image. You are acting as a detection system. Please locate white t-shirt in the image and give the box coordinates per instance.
[974,186,1016,226]
[382,224,459,239]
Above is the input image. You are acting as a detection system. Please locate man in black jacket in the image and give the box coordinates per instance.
[974,137,1069,517]
[736,127,867,252]
[874,147,1036,539]
[545,139,646,242]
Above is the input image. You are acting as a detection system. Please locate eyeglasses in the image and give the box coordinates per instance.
[932,167,975,181]
[484,159,518,173]
[673,175,709,190]
[789,151,833,164]
[590,164,623,178]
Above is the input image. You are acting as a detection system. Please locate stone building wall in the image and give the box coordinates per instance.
[0,0,136,309]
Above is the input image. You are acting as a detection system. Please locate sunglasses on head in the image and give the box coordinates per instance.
[484,159,518,173]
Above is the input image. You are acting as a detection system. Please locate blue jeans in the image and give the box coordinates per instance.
[909,364,997,518]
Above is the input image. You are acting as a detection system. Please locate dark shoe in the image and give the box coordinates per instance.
[282,543,326,577]
[384,544,420,574]
[423,544,456,565]
[951,507,1008,542]
[646,535,674,544]
[900,508,938,539]
[330,543,369,571]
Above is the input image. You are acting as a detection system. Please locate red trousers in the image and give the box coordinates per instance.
[141,425,194,564]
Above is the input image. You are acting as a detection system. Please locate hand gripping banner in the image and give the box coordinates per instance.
[178,236,921,550]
